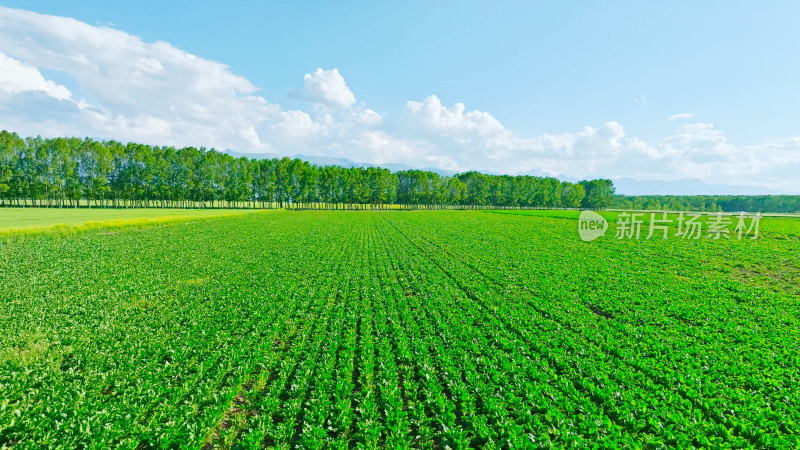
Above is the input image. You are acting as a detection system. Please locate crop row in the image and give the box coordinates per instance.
[1,210,798,447]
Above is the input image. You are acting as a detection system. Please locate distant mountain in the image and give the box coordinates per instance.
[289,155,362,168]
[224,150,456,176]
[376,163,457,176]
[612,177,799,196]
[224,150,796,196]
[225,150,279,160]
[519,169,579,181]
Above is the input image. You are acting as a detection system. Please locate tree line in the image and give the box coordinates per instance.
[615,195,800,214]
[0,131,616,210]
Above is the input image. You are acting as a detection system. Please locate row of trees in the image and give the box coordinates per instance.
[614,195,800,213]
[0,131,616,209]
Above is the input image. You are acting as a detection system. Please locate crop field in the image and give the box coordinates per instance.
[1,210,799,448]
[0,208,260,237]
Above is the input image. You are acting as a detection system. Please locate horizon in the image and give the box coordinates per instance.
[1,2,798,193]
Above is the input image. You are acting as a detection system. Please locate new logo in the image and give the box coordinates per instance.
[578,210,608,241]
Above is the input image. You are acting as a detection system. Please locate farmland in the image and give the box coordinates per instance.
[1,210,799,448]
[0,208,260,237]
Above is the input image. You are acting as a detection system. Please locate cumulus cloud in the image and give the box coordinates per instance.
[0,7,377,156]
[668,112,694,121]
[293,68,357,108]
[405,95,504,137]
[0,6,285,151]
[0,6,797,190]
[402,95,800,188]
[0,53,72,100]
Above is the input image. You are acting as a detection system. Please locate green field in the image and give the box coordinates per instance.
[0,208,261,236]
[1,210,799,448]
[490,209,800,238]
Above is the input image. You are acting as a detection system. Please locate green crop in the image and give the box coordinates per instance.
[0,207,263,238]
[0,210,798,448]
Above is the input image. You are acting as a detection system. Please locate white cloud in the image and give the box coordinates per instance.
[402,96,800,188]
[269,110,331,141]
[0,6,282,150]
[0,6,798,191]
[0,8,371,155]
[405,95,504,137]
[294,68,357,108]
[349,107,382,126]
[0,53,72,100]
[349,130,417,164]
[668,112,694,121]
[635,94,647,104]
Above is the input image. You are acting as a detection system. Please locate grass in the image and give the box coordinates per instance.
[0,207,266,237]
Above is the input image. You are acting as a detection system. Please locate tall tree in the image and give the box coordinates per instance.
[580,179,615,209]
[0,130,649,211]
[0,131,22,205]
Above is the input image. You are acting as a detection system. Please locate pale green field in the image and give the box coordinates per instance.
[0,208,263,236]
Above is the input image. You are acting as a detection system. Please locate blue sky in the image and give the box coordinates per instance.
[1,2,799,191]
